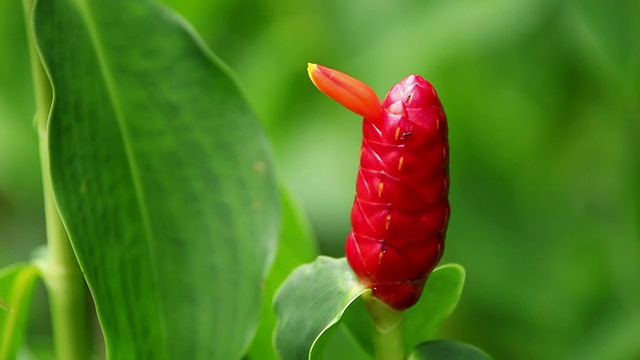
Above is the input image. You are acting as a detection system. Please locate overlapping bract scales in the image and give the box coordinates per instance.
[306,64,449,310]
[345,75,450,310]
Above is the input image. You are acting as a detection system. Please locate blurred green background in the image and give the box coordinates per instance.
[1,0,638,359]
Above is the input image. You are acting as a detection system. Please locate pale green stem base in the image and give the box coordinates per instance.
[22,1,91,359]
[363,293,406,360]
[37,126,91,360]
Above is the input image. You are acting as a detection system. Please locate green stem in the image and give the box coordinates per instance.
[21,1,91,359]
[364,293,406,360]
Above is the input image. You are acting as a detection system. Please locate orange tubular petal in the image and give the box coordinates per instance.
[307,63,382,125]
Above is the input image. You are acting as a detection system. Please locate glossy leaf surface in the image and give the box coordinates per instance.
[34,0,279,358]
[0,263,40,359]
[274,256,366,360]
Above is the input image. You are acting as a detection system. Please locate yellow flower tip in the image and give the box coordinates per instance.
[307,63,382,124]
[306,63,321,89]
[307,62,318,75]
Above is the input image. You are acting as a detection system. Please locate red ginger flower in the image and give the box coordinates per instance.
[307,64,450,310]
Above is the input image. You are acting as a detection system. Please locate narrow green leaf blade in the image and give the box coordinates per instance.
[34,0,279,358]
[410,340,492,360]
[274,256,366,360]
[0,263,40,359]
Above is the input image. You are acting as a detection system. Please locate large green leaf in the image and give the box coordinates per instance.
[274,256,366,360]
[33,0,279,358]
[247,188,317,360]
[0,263,40,359]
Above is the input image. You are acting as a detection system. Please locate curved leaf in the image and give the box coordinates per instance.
[275,261,465,360]
[34,0,279,358]
[410,340,492,360]
[274,256,366,360]
[0,263,40,359]
[342,264,466,356]
[404,264,466,352]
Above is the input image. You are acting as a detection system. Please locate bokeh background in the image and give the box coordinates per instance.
[1,0,639,359]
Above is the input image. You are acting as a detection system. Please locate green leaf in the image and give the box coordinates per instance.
[34,0,279,359]
[274,256,366,360]
[0,263,40,359]
[342,264,466,356]
[247,188,318,360]
[404,264,466,352]
[274,261,465,359]
[409,340,492,360]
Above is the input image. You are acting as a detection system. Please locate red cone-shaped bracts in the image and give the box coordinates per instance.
[308,64,450,310]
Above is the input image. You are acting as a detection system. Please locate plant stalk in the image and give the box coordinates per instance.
[21,1,91,359]
[364,293,406,360]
